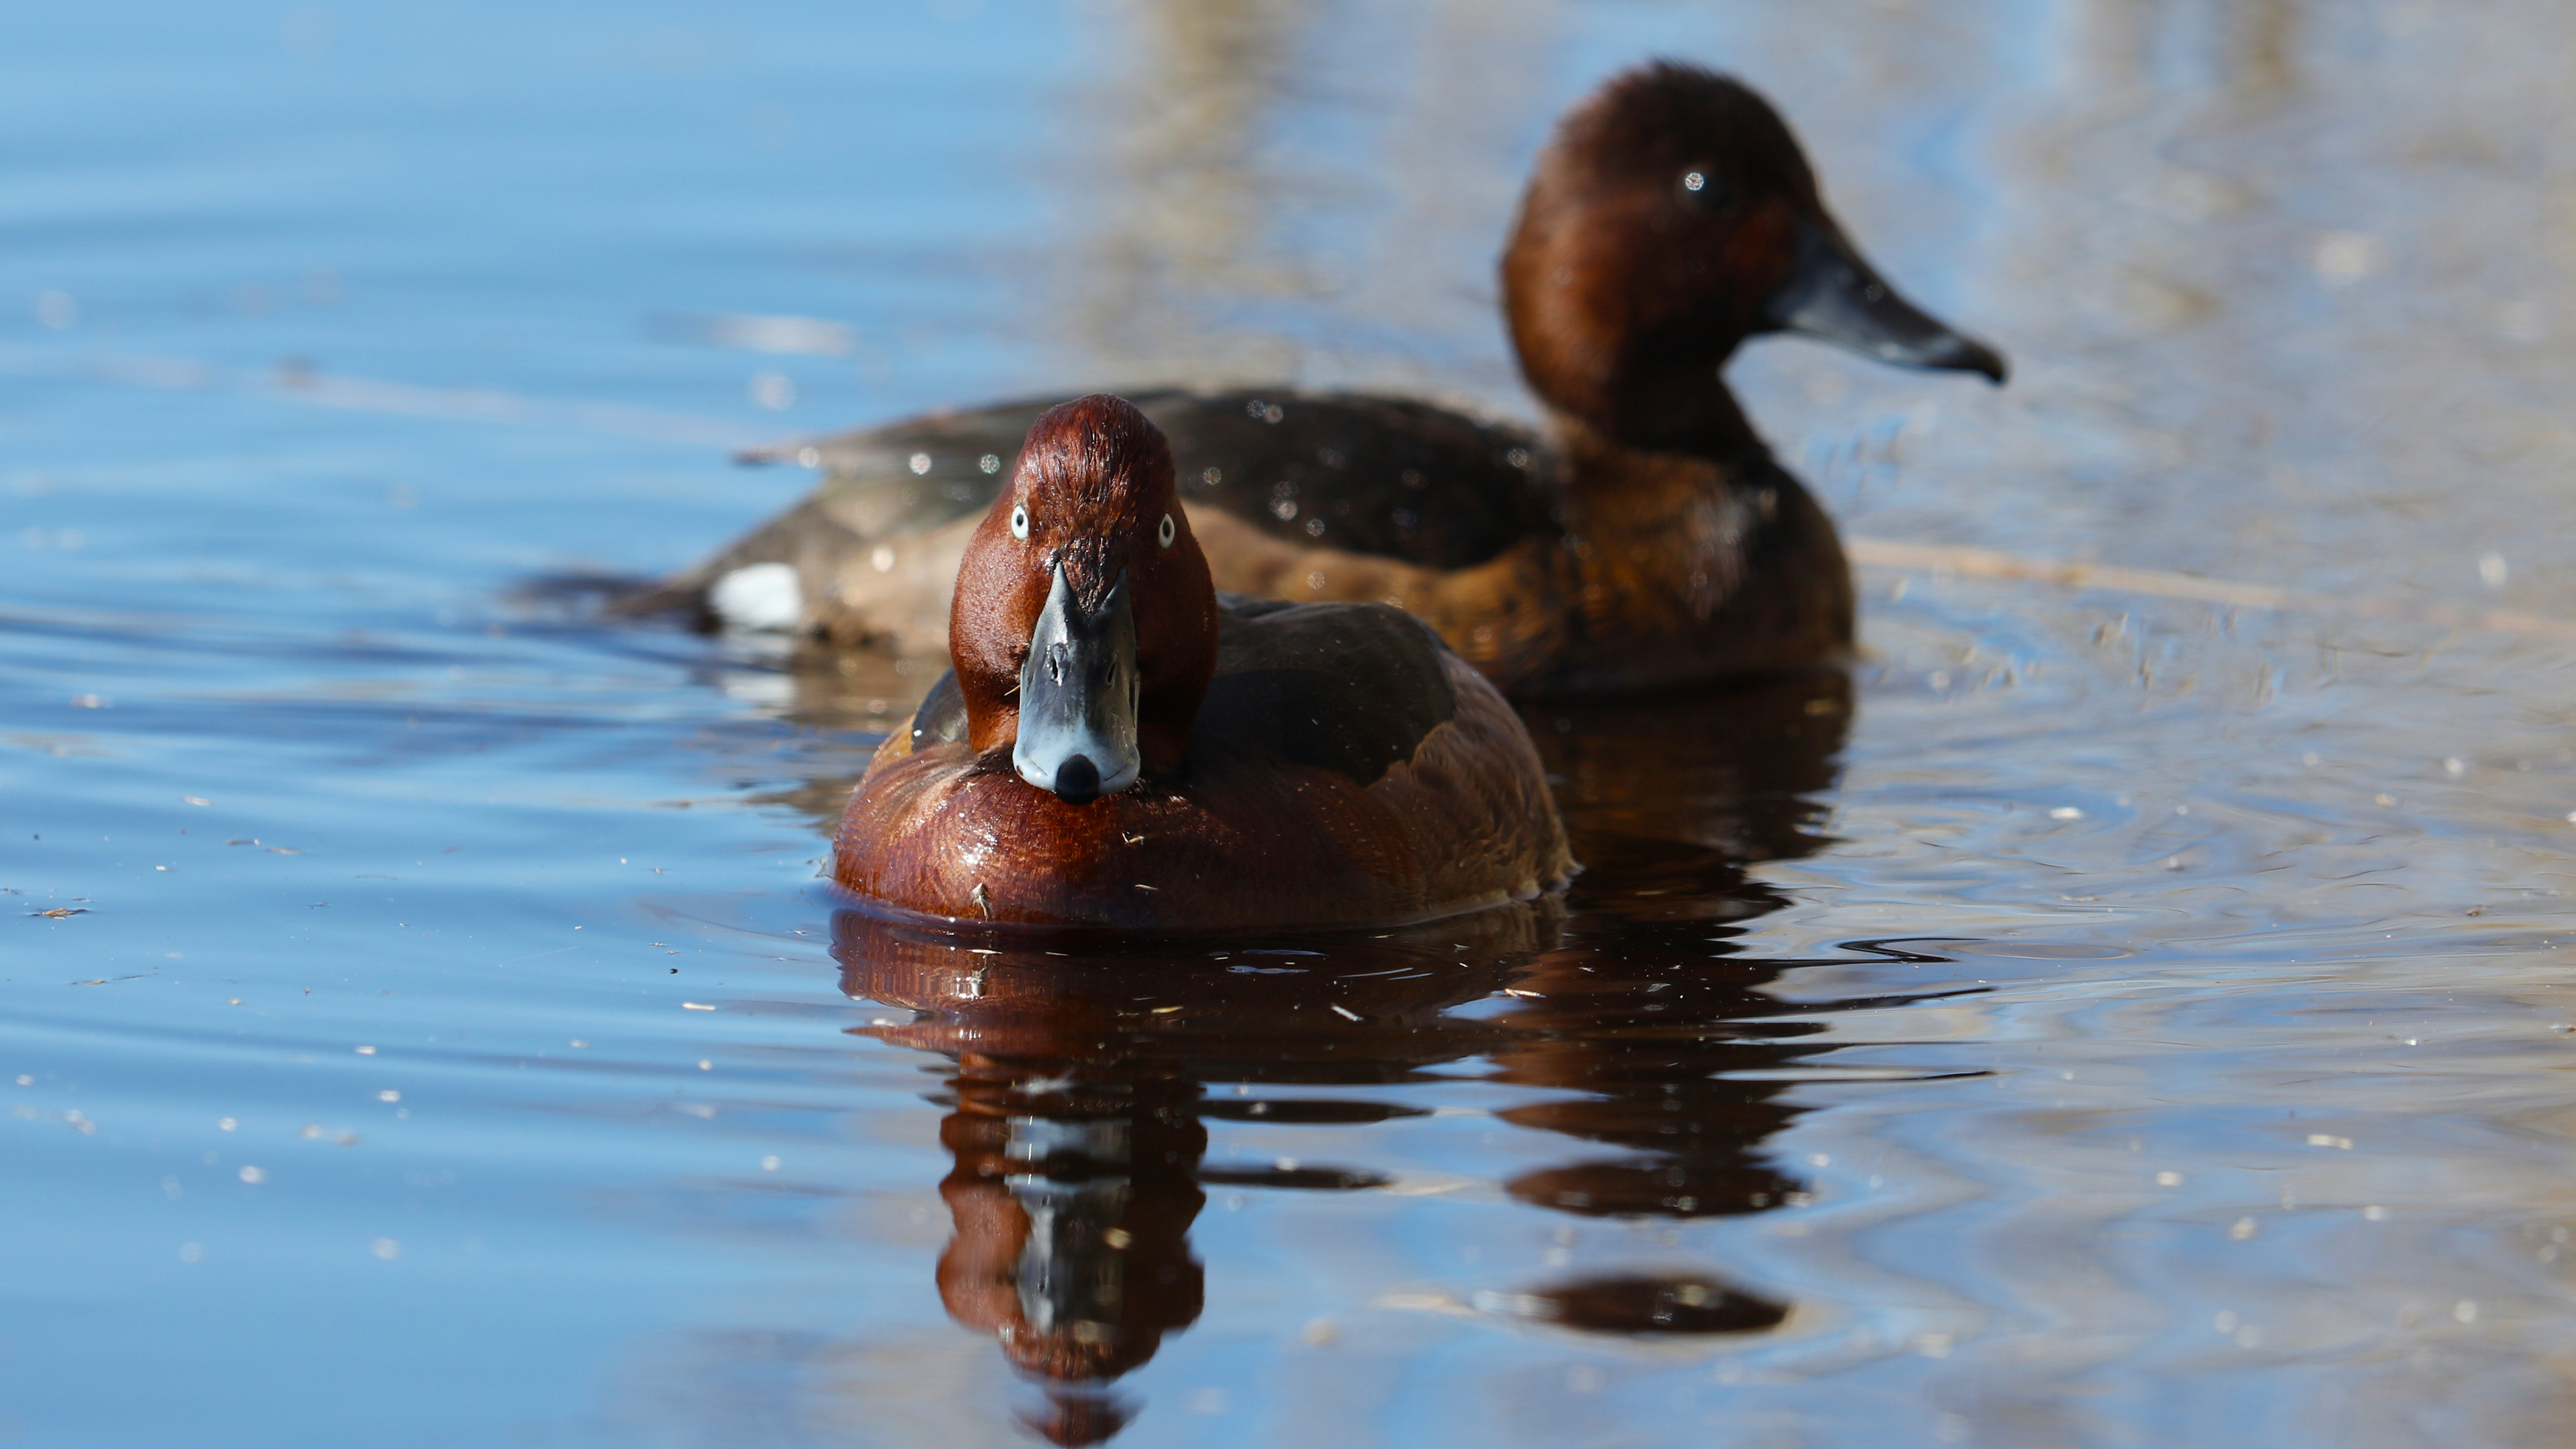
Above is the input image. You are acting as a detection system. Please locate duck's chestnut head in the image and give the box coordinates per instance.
[1503,62,2005,450]
[950,394,1218,802]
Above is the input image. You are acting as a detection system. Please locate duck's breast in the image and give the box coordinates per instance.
[835,602,1570,930]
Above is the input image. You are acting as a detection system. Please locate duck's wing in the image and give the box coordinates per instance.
[1151,390,1557,571]
[1195,598,1575,908]
[616,389,1556,628]
[1193,600,1460,786]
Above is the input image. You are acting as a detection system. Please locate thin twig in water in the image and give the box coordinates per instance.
[1845,537,2576,643]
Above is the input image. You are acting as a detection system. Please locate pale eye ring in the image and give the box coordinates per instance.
[1010,504,1029,540]
[1157,512,1176,548]
[1683,170,1705,192]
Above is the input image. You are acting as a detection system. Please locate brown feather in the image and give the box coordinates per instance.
[836,647,1572,929]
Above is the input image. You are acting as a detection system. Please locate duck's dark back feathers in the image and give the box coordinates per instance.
[1150,391,1556,569]
[621,388,1559,621]
[741,388,1558,567]
[1196,600,1460,786]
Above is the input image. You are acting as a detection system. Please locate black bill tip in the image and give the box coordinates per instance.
[1053,753,1102,804]
[1913,330,2008,386]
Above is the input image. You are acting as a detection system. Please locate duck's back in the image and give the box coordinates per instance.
[621,390,1558,638]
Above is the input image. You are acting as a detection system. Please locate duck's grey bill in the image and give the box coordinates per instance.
[1012,564,1141,804]
[1764,218,2008,384]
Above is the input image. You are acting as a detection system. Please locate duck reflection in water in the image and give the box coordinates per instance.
[819,672,1940,1438]
[838,903,1549,1444]
[1495,674,1858,1228]
[932,1060,1202,1444]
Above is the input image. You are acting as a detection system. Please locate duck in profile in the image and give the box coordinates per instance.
[837,393,1572,930]
[625,61,2004,696]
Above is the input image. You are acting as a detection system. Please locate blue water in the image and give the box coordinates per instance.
[12,1,2576,1445]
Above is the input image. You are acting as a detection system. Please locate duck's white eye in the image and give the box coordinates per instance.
[1683,170,1705,192]
[1010,504,1028,541]
[1157,512,1176,548]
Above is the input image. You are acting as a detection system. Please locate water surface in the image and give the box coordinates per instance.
[9,1,2576,1445]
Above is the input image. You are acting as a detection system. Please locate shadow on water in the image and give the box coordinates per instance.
[824,670,1982,1441]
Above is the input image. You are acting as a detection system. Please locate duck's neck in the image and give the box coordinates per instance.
[1548,368,1776,512]
[1559,360,1772,476]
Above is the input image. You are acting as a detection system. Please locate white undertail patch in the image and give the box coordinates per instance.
[708,561,803,633]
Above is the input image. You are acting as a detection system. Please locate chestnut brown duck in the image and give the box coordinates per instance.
[836,394,1572,931]
[625,61,2004,697]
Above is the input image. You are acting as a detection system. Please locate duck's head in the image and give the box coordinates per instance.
[1503,62,2006,452]
[951,394,1218,804]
